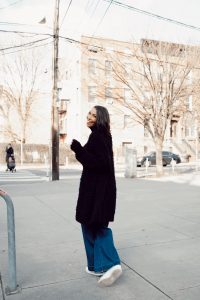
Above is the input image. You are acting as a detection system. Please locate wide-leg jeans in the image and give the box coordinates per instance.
[81,224,120,273]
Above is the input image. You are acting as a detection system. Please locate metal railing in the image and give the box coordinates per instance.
[0,189,20,295]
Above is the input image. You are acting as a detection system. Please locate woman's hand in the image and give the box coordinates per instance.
[70,139,82,152]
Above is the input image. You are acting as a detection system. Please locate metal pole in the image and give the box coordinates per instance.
[20,135,23,166]
[145,157,149,174]
[51,0,60,180]
[0,190,20,295]
[195,120,199,171]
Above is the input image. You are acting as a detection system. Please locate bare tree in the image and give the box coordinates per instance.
[92,39,200,176]
[0,47,48,144]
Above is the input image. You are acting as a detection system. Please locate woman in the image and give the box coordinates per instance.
[5,143,14,171]
[70,105,122,287]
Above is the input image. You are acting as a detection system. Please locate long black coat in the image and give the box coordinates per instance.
[6,146,14,162]
[72,127,116,226]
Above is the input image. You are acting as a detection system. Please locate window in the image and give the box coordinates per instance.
[105,87,113,104]
[88,58,97,75]
[105,60,112,77]
[88,86,97,103]
[170,120,177,138]
[173,123,177,138]
[187,71,192,84]
[185,126,195,137]
[124,88,133,104]
[186,95,192,111]
[124,115,132,128]
[105,47,114,53]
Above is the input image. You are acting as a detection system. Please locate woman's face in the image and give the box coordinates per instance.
[87,107,97,128]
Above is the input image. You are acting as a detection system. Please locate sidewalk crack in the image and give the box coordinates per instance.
[121,260,174,300]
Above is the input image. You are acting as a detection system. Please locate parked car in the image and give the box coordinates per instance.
[137,151,181,167]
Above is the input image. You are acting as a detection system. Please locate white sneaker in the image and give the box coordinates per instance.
[98,265,122,286]
[85,267,104,277]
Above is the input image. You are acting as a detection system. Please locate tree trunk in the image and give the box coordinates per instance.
[155,137,163,176]
[20,124,26,165]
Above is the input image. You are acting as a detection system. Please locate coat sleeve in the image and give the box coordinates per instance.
[74,132,112,171]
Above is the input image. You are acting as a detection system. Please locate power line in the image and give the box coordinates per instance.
[1,21,199,70]
[0,0,24,9]
[1,1,200,41]
[0,21,29,26]
[0,28,52,36]
[60,0,73,28]
[57,0,99,75]
[85,0,93,11]
[89,0,102,18]
[0,37,52,51]
[71,0,101,35]
[0,40,53,56]
[103,0,200,33]
[0,21,53,30]
[80,0,114,59]
[92,0,113,37]
[0,27,198,57]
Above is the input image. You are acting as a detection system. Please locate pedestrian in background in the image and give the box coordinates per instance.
[70,105,122,287]
[5,143,14,171]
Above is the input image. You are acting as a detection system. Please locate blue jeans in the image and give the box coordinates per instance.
[81,224,120,273]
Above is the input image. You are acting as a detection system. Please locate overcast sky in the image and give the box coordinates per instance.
[1,0,200,46]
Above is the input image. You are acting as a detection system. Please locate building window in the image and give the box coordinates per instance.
[187,71,192,84]
[105,87,113,104]
[105,47,114,53]
[185,126,195,138]
[124,88,133,104]
[124,115,132,128]
[88,58,97,75]
[88,86,97,103]
[186,95,192,111]
[105,60,112,77]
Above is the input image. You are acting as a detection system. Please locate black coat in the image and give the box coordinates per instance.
[6,146,14,162]
[72,127,116,226]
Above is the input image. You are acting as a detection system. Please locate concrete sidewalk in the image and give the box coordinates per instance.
[1,172,200,300]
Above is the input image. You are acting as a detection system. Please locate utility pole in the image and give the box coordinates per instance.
[51,0,60,180]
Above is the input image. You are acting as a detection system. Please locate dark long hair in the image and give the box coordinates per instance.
[94,105,110,134]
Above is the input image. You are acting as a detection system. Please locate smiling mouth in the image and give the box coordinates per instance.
[87,121,94,126]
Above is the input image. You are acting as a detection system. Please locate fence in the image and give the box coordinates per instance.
[0,143,76,165]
